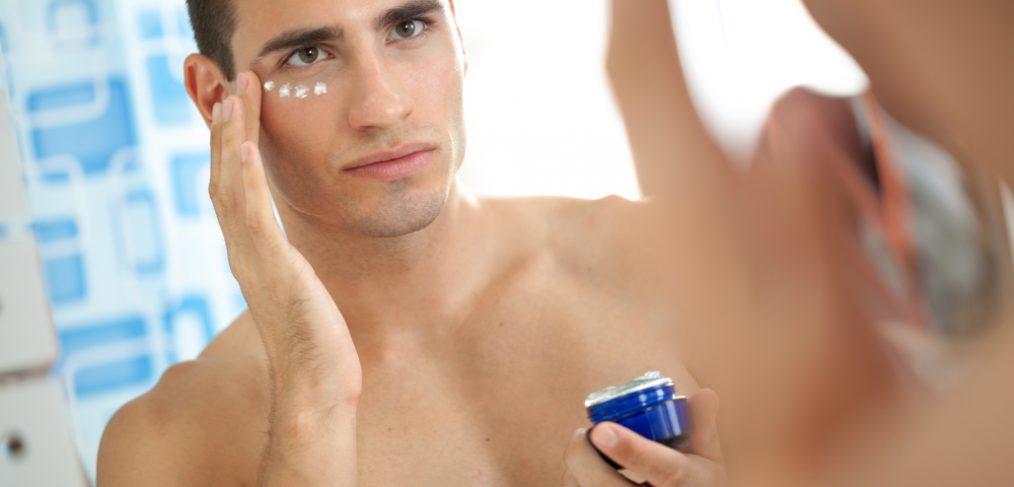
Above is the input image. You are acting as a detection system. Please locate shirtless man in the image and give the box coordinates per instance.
[95,0,721,485]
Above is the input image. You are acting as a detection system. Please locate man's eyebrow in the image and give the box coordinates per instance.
[376,0,444,30]
[251,0,444,64]
[255,26,344,61]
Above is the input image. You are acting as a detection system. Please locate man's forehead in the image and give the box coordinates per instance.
[231,0,449,63]
[234,0,446,35]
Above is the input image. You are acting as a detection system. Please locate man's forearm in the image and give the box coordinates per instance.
[258,402,358,486]
[607,0,734,201]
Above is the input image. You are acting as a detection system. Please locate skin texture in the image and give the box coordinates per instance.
[96,0,712,485]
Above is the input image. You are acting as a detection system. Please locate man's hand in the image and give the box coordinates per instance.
[564,389,725,487]
[209,70,361,485]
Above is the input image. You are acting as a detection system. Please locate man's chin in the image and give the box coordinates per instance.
[349,191,448,239]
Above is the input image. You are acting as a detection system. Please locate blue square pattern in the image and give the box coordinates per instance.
[32,218,88,306]
[146,54,192,125]
[138,7,194,126]
[57,316,155,398]
[171,152,209,217]
[46,0,101,47]
[28,77,137,182]
[122,189,166,276]
[177,6,193,39]
[163,294,215,363]
[138,9,164,40]
[138,6,192,40]
[0,21,11,96]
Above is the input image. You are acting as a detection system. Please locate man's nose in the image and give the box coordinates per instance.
[347,52,412,131]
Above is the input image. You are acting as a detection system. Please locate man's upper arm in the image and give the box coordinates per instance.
[96,394,197,486]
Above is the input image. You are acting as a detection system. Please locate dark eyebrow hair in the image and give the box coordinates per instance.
[252,0,445,65]
[376,0,444,30]
[255,26,344,61]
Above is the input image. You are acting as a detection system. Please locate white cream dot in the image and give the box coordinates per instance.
[279,83,291,98]
[263,80,275,92]
[314,82,328,96]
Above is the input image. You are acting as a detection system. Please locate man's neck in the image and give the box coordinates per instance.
[275,184,501,343]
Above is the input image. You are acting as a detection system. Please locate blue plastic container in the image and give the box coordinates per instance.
[585,372,691,451]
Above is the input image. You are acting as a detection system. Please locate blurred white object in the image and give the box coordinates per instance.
[0,239,58,374]
[0,93,29,219]
[0,378,89,487]
[455,0,868,198]
[672,0,868,159]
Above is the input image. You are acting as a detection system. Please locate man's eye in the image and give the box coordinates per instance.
[285,47,327,67]
[388,19,427,41]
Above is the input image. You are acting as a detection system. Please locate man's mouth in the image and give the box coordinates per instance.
[343,143,438,181]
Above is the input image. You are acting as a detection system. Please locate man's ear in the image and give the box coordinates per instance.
[184,53,230,128]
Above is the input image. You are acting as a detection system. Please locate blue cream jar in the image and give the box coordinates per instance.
[585,372,691,453]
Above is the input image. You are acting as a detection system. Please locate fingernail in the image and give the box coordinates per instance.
[223,98,234,122]
[591,424,617,450]
[241,143,251,163]
[211,102,221,125]
[237,73,249,94]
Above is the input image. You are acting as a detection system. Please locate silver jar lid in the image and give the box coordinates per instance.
[584,371,674,408]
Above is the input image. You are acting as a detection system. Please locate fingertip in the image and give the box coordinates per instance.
[688,388,724,460]
[691,388,720,417]
[590,423,618,450]
[695,388,719,407]
[226,94,247,124]
[241,142,251,164]
[237,72,250,95]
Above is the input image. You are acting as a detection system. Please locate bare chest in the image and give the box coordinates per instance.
[215,257,694,486]
[352,267,695,486]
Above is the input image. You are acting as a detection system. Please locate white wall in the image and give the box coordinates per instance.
[455,0,868,198]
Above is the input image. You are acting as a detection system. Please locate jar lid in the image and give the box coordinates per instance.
[584,371,673,408]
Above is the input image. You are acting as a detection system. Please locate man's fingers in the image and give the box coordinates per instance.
[235,71,262,144]
[589,423,692,487]
[564,428,634,487]
[214,95,249,220]
[240,141,284,247]
[209,101,224,209]
[210,97,248,238]
[687,389,723,461]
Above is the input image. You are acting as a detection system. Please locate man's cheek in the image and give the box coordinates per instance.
[260,84,344,149]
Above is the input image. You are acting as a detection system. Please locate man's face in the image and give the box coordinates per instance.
[231,0,467,238]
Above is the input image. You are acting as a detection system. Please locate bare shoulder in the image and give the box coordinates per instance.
[97,313,269,486]
[484,193,648,245]
[485,194,658,280]
[492,192,653,261]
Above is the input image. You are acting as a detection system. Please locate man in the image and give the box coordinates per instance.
[563,0,1014,485]
[96,0,725,485]
[564,1,912,484]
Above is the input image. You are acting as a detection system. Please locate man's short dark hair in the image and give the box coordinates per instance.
[186,0,237,80]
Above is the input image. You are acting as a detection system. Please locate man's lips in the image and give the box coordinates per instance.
[343,143,437,181]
